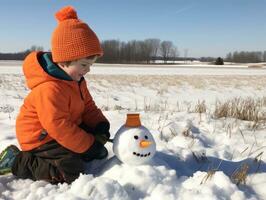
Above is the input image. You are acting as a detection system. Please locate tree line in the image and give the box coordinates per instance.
[0,40,179,64]
[98,39,178,64]
[226,51,266,63]
[1,43,265,64]
[0,46,43,60]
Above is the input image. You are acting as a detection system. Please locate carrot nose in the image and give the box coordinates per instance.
[139,140,152,148]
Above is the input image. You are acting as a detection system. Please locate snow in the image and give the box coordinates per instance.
[90,66,266,76]
[1,63,266,75]
[0,62,266,199]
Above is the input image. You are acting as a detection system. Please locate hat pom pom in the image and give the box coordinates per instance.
[55,6,78,22]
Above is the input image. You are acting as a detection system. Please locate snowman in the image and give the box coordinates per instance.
[113,114,156,165]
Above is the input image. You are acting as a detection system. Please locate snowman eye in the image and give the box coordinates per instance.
[145,135,148,139]
[134,135,139,140]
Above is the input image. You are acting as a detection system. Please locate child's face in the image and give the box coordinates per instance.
[60,56,97,81]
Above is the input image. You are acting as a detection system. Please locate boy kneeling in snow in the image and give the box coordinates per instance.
[0,6,110,184]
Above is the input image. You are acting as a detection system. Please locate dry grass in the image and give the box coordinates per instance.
[213,97,266,124]
[86,74,266,91]
[2,74,266,119]
[86,75,266,116]
[254,151,264,173]
[248,64,264,68]
[230,150,264,185]
[231,163,249,185]
[194,100,207,114]
[200,159,223,184]
[201,170,216,184]
[193,100,207,123]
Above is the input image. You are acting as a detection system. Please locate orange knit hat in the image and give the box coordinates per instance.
[51,6,103,62]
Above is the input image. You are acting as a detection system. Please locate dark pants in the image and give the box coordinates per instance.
[12,123,98,184]
[12,140,84,184]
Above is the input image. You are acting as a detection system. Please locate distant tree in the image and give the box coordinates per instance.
[170,46,179,61]
[139,40,149,63]
[0,45,44,60]
[29,45,44,52]
[226,53,232,62]
[200,57,216,62]
[159,41,178,63]
[215,57,224,65]
[97,39,181,64]
[144,38,160,63]
[100,40,121,63]
[160,41,172,63]
[228,51,264,63]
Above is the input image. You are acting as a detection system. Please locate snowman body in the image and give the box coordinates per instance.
[113,125,156,165]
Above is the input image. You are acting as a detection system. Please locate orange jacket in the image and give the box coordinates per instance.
[16,52,108,153]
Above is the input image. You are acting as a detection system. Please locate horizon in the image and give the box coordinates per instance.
[0,0,265,58]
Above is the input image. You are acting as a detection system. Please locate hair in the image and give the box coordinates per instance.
[57,55,99,67]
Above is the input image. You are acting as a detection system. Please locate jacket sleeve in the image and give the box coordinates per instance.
[35,83,95,153]
[81,81,109,129]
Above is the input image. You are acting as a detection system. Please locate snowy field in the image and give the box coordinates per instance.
[0,62,266,199]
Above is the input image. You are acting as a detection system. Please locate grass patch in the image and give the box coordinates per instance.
[213,97,266,123]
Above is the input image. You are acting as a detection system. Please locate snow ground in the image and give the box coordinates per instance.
[1,63,266,75]
[0,62,266,199]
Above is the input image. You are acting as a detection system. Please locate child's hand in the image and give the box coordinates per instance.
[94,134,108,145]
[94,121,110,140]
[81,140,107,162]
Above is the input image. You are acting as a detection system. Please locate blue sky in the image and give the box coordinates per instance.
[0,0,265,57]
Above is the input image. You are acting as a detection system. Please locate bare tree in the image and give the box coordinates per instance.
[99,39,178,64]
[160,41,172,63]
[130,40,143,63]
[138,40,152,63]
[227,51,264,63]
[226,52,232,62]
[160,41,178,63]
[144,39,160,63]
[263,51,266,62]
[101,40,120,63]
[29,45,44,52]
[0,45,44,60]
[170,46,178,63]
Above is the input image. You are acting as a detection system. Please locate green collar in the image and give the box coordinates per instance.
[39,52,72,81]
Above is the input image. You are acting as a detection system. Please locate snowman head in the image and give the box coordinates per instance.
[113,114,156,165]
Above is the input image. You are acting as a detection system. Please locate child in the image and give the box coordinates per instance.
[0,6,110,184]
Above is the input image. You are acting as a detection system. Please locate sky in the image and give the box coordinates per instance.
[0,0,265,58]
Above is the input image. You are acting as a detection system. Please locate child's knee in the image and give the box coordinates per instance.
[53,154,85,183]
[12,151,34,179]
